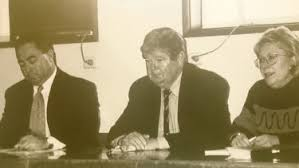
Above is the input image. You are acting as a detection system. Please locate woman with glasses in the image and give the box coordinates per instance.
[231,26,299,148]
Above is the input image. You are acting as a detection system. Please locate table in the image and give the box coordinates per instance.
[1,147,299,168]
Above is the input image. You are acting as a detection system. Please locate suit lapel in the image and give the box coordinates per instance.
[177,64,196,129]
[22,81,34,129]
[47,68,64,111]
[47,68,65,133]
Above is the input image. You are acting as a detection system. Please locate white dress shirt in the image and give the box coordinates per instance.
[111,73,183,150]
[157,72,182,148]
[32,67,65,149]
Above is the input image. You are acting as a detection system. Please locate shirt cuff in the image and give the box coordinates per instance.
[157,137,170,149]
[47,136,66,150]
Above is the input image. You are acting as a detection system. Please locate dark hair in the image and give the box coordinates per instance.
[14,34,57,63]
[140,27,187,62]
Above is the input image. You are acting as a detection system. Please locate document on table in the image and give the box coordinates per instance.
[204,149,229,156]
[225,136,256,160]
[226,147,252,160]
[0,148,62,156]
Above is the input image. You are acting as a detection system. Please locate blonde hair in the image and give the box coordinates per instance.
[254,26,299,76]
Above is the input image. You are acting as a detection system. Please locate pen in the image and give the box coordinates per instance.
[249,136,256,143]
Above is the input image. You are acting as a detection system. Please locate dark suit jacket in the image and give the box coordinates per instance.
[0,68,100,151]
[108,63,231,151]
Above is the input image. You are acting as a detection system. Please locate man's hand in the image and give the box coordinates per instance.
[118,132,149,152]
[145,137,169,150]
[14,135,50,151]
[144,138,160,150]
[231,133,251,148]
[251,134,279,148]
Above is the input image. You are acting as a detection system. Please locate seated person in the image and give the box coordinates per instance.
[107,27,231,152]
[0,34,100,152]
[231,26,299,148]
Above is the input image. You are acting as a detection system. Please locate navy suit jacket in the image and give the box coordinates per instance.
[0,68,100,151]
[108,63,231,151]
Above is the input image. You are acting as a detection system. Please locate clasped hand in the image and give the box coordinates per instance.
[14,134,51,151]
[116,132,161,152]
[231,133,279,148]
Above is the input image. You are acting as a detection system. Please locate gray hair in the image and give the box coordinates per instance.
[254,26,299,76]
[140,27,187,62]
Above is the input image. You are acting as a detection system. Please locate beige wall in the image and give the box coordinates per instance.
[0,0,296,132]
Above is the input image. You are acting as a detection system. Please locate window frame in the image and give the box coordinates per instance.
[182,0,299,37]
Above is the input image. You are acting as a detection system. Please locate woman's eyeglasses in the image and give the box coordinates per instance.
[254,53,287,68]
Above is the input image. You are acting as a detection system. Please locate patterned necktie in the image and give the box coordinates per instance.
[29,86,46,138]
[163,89,171,136]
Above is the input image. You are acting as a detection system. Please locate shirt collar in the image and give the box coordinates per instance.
[33,67,57,94]
[162,72,182,97]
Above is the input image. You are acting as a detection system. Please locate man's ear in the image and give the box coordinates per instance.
[177,51,185,65]
[47,49,55,57]
[291,56,297,66]
[46,49,55,62]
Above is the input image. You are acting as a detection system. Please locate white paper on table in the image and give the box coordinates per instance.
[204,149,229,156]
[0,148,64,156]
[226,147,252,160]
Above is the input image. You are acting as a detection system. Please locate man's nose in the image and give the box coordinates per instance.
[152,67,160,74]
[21,64,33,74]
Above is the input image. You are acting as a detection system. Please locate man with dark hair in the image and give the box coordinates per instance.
[108,27,231,152]
[0,34,100,152]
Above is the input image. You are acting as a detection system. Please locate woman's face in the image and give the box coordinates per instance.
[257,42,295,89]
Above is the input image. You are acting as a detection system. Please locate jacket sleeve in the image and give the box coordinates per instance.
[67,82,100,151]
[0,88,26,148]
[107,81,140,146]
[166,77,232,151]
[230,87,258,140]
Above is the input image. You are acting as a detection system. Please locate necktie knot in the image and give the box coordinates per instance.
[38,85,44,93]
[163,89,171,98]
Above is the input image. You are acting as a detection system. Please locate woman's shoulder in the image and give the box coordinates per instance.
[249,79,267,92]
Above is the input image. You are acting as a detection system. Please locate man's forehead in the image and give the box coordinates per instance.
[16,43,44,62]
[143,49,170,58]
[17,42,41,54]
